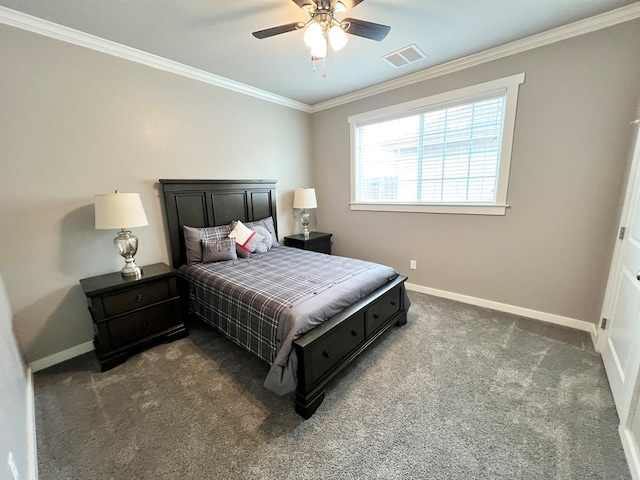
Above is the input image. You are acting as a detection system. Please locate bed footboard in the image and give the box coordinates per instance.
[293,275,408,419]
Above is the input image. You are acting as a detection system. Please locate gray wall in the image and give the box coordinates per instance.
[0,273,32,480]
[311,19,640,324]
[1,14,639,364]
[0,23,312,362]
[1,12,636,478]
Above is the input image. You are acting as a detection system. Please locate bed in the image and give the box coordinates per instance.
[160,179,409,418]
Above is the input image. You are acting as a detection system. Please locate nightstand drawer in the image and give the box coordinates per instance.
[306,241,328,253]
[106,300,179,349]
[102,280,172,317]
[284,232,332,255]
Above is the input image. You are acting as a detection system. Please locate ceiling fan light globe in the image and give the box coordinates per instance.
[310,37,328,58]
[303,22,323,48]
[329,25,348,51]
[334,1,347,13]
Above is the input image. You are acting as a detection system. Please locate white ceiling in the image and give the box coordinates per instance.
[1,0,638,106]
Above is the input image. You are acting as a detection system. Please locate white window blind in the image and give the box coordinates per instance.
[349,74,524,215]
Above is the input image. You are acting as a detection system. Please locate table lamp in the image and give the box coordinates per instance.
[94,191,149,277]
[293,188,317,240]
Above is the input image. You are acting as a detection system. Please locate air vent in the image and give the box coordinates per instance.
[383,44,427,68]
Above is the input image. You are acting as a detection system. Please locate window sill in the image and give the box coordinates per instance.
[349,202,508,216]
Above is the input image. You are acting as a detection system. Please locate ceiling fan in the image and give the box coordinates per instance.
[252,0,391,60]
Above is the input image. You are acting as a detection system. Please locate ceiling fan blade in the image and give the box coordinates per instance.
[340,0,366,9]
[252,22,304,39]
[341,18,390,41]
[291,0,316,10]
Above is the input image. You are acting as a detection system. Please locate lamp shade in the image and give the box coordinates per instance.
[293,188,317,209]
[95,192,148,230]
[310,38,328,59]
[303,22,323,49]
[329,25,348,51]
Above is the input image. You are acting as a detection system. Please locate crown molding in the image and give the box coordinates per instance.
[309,3,640,112]
[0,6,312,113]
[1,3,638,114]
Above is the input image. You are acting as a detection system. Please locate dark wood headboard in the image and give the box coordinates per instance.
[159,179,278,268]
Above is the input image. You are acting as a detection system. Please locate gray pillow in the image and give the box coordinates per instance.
[252,226,273,254]
[243,216,279,247]
[201,237,237,263]
[183,224,231,264]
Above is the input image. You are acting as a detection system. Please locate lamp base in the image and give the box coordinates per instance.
[114,229,142,278]
[120,260,142,277]
[300,210,311,240]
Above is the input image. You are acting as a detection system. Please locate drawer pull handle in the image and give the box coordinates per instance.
[390,301,397,306]
[372,314,379,319]
[322,350,331,358]
[351,330,358,336]
[136,294,143,302]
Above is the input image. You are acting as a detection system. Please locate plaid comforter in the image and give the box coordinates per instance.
[180,246,400,394]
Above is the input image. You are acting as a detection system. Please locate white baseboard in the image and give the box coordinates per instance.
[26,367,38,480]
[405,282,599,346]
[29,341,94,373]
[27,285,601,371]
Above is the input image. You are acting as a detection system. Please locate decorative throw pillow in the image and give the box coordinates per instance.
[201,237,237,263]
[243,216,279,248]
[183,224,232,264]
[201,224,232,244]
[251,226,273,254]
[228,220,265,258]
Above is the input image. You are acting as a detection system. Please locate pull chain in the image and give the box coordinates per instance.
[311,56,327,77]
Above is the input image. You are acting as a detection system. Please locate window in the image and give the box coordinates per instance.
[349,73,525,215]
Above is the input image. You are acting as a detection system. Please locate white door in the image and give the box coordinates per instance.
[626,388,640,479]
[600,119,640,478]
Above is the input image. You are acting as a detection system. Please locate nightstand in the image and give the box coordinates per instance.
[284,232,332,254]
[80,263,187,371]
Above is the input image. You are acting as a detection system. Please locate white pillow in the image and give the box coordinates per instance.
[228,220,264,258]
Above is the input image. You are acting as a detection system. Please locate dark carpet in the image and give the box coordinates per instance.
[34,291,630,479]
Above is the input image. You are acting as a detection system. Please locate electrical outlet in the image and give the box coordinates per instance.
[410,260,417,270]
[8,452,19,480]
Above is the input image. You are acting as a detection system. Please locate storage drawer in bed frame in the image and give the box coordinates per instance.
[365,287,401,337]
[307,312,366,385]
[293,274,408,418]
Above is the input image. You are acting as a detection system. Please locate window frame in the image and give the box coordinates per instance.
[348,73,525,215]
